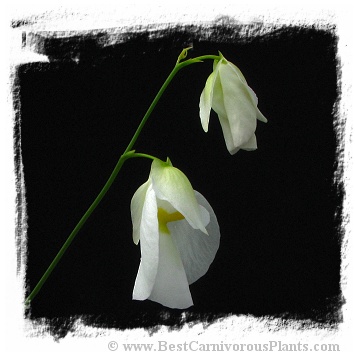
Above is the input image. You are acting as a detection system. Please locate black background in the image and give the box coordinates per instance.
[16,24,342,338]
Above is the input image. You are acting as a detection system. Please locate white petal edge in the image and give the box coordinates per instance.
[148,232,193,309]
[131,180,150,245]
[227,60,268,123]
[256,106,268,123]
[217,113,239,154]
[169,190,220,285]
[199,59,223,132]
[239,133,257,151]
[132,184,160,301]
[227,60,247,84]
[199,72,214,132]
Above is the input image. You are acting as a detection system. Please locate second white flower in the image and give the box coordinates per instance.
[199,53,268,154]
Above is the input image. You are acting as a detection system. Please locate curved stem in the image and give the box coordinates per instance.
[123,54,220,154]
[123,151,160,161]
[25,154,129,305]
[123,64,181,153]
[25,50,220,306]
[186,55,220,63]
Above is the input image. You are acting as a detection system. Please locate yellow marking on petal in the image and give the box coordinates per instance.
[158,208,184,234]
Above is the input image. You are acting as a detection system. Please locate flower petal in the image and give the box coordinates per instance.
[199,72,214,132]
[199,60,221,133]
[148,232,193,309]
[239,133,257,151]
[227,60,247,84]
[256,106,268,123]
[216,62,257,149]
[130,180,150,245]
[169,191,220,285]
[132,183,159,301]
[227,61,268,123]
[216,112,240,155]
[150,160,208,234]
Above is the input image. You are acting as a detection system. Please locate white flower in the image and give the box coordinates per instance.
[131,159,220,309]
[199,53,268,155]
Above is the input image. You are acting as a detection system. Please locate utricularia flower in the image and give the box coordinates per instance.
[131,158,220,309]
[199,52,268,155]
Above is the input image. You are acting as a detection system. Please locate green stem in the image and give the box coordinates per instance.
[123,152,160,161]
[123,54,220,153]
[25,50,220,306]
[25,154,128,305]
